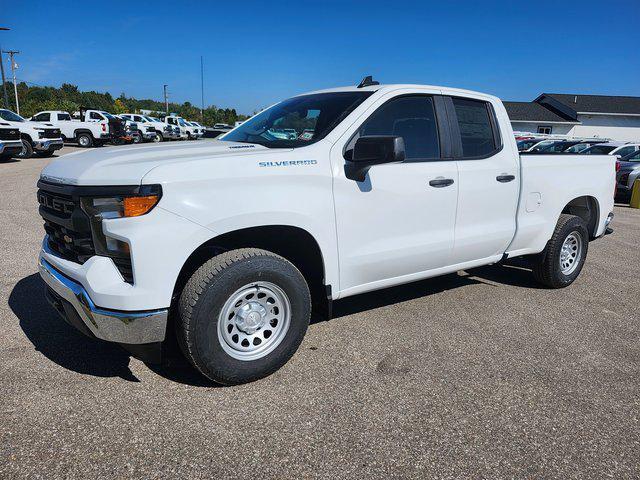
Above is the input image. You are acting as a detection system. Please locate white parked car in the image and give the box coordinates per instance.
[580,142,640,157]
[120,114,176,142]
[0,108,63,158]
[185,121,203,139]
[37,80,615,385]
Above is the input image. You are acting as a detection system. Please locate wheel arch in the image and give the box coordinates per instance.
[561,195,600,239]
[171,224,330,315]
[73,128,94,138]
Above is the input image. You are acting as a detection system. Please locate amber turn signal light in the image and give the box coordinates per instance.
[123,195,160,217]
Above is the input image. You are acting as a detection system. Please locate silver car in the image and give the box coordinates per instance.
[616,150,640,202]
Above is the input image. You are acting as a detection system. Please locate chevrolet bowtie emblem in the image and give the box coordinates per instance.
[63,235,72,244]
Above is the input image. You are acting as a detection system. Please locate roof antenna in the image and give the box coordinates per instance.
[357,75,379,88]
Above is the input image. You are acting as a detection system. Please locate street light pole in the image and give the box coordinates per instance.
[4,50,20,114]
[163,84,168,115]
[200,56,204,122]
[0,27,10,109]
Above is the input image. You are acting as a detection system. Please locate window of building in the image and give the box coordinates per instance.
[537,126,552,134]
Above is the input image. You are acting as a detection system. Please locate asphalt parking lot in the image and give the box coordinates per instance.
[1,145,639,479]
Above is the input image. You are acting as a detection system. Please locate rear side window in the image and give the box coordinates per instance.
[57,113,71,121]
[451,98,497,158]
[33,113,50,121]
[90,112,103,120]
[357,96,440,161]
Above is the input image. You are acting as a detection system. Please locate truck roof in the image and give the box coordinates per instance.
[302,84,500,103]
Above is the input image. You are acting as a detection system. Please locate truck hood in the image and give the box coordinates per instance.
[40,140,273,186]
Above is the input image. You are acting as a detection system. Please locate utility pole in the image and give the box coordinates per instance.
[4,50,19,114]
[163,84,169,115]
[0,27,10,109]
[200,56,204,122]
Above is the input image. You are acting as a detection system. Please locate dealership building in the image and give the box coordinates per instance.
[504,93,640,141]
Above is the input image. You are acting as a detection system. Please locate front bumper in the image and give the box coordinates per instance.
[39,257,168,344]
[0,140,23,156]
[34,139,64,152]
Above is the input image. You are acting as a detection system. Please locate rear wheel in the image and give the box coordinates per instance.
[532,214,589,288]
[77,133,93,148]
[176,248,311,385]
[17,139,33,159]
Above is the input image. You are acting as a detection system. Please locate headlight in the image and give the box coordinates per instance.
[80,185,162,256]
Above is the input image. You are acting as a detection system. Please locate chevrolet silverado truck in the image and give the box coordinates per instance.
[36,79,615,385]
[0,125,23,160]
[31,110,111,148]
[0,108,63,158]
[120,114,176,142]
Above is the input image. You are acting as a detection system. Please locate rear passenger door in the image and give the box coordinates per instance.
[445,96,520,263]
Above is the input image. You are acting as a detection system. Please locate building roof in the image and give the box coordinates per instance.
[503,101,577,123]
[536,93,640,115]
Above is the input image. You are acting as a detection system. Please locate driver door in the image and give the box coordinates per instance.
[331,92,459,296]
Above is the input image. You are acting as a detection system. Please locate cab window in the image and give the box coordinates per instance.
[33,113,51,122]
[352,95,440,161]
[451,97,499,158]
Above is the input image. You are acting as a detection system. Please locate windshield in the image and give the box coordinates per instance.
[622,150,640,162]
[221,91,374,148]
[148,117,161,122]
[0,109,26,122]
[178,119,187,126]
[564,143,590,153]
[582,145,616,155]
[517,139,540,151]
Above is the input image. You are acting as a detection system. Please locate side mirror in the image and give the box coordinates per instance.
[345,135,405,181]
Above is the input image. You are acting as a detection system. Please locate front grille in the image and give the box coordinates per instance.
[43,218,95,263]
[0,128,20,140]
[37,184,133,283]
[41,128,61,139]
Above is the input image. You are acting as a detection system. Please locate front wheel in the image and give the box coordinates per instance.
[36,150,56,157]
[532,214,589,288]
[153,132,163,142]
[176,248,311,385]
[17,139,34,159]
[132,132,142,144]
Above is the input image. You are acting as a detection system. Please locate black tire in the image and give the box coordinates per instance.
[0,153,13,161]
[77,133,93,148]
[153,132,163,142]
[17,139,33,159]
[177,248,311,385]
[532,214,589,288]
[132,132,142,144]
[36,150,56,157]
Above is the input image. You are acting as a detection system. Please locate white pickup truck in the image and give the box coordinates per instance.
[32,109,124,147]
[0,109,63,158]
[120,114,177,142]
[0,125,23,160]
[37,80,615,385]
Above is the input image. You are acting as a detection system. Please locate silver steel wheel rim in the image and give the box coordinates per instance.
[559,231,582,275]
[217,281,291,361]
[79,136,89,146]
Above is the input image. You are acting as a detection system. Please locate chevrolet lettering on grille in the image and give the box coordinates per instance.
[38,192,74,214]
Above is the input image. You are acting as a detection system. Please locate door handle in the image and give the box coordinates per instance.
[429,178,454,188]
[496,174,516,183]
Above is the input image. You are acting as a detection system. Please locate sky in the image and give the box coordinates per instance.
[2,0,639,114]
